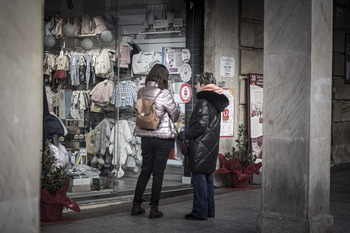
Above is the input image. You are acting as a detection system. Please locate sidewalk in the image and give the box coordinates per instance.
[40,169,350,233]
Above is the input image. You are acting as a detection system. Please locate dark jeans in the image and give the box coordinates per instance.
[191,172,215,219]
[133,137,174,206]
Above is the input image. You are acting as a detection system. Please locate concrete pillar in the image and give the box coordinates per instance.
[0,1,43,232]
[257,0,333,232]
[204,0,240,153]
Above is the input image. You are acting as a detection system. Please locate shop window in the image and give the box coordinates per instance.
[43,0,194,195]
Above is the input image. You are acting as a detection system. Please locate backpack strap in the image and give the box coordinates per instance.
[152,90,166,121]
[140,87,144,98]
[153,90,162,101]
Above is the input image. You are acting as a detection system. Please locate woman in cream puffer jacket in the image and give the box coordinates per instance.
[132,64,180,219]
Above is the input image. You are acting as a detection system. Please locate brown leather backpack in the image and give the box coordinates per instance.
[134,88,164,130]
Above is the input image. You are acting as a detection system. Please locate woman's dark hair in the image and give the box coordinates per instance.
[195,72,216,86]
[145,64,169,89]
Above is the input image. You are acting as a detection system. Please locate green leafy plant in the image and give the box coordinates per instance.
[224,124,256,170]
[41,139,69,196]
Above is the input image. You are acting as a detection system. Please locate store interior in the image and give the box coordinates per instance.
[43,0,192,196]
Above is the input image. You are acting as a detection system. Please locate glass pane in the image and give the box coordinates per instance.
[43,0,194,195]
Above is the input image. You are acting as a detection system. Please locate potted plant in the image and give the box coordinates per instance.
[40,139,80,222]
[224,124,256,168]
[216,124,261,188]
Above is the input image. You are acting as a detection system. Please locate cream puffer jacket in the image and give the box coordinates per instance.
[134,81,180,139]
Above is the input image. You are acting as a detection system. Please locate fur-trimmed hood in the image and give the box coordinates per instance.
[196,90,229,112]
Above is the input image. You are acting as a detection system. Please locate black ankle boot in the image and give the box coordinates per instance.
[131,202,145,215]
[149,205,163,219]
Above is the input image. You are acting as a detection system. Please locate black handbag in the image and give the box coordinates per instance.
[177,139,189,156]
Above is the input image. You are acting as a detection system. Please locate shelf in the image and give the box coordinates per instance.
[138,30,183,35]
[72,34,98,38]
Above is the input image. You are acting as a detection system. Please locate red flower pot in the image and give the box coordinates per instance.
[229,173,250,188]
[40,202,63,222]
[40,182,80,222]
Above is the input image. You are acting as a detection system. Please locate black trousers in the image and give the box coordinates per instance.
[133,137,174,206]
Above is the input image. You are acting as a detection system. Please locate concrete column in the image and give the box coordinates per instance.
[204,0,240,153]
[0,1,43,232]
[257,0,333,232]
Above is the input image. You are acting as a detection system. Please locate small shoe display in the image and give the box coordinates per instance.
[185,213,206,221]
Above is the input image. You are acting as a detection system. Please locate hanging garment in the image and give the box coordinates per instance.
[70,53,83,86]
[94,49,114,78]
[43,53,56,84]
[70,90,90,120]
[110,81,137,109]
[115,43,131,68]
[93,119,113,156]
[64,90,72,119]
[55,17,64,37]
[90,80,114,106]
[73,17,81,36]
[85,54,95,89]
[53,53,69,87]
[81,13,92,35]
[109,120,133,178]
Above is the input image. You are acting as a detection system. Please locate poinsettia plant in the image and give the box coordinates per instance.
[41,139,69,196]
[224,124,256,170]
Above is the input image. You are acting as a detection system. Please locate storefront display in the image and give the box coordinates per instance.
[43,0,190,195]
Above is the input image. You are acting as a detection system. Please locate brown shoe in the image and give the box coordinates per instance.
[149,205,163,219]
[131,202,145,215]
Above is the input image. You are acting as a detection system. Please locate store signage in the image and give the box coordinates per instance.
[247,73,263,159]
[220,89,235,137]
[180,63,192,82]
[179,83,192,103]
[182,49,190,62]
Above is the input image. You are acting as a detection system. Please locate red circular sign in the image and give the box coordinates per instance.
[179,83,192,103]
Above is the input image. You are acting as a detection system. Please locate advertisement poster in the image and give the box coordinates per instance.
[220,56,235,78]
[162,47,185,74]
[247,74,263,159]
[220,89,235,137]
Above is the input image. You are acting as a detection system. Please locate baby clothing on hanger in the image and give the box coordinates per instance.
[70,53,83,86]
[110,81,137,109]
